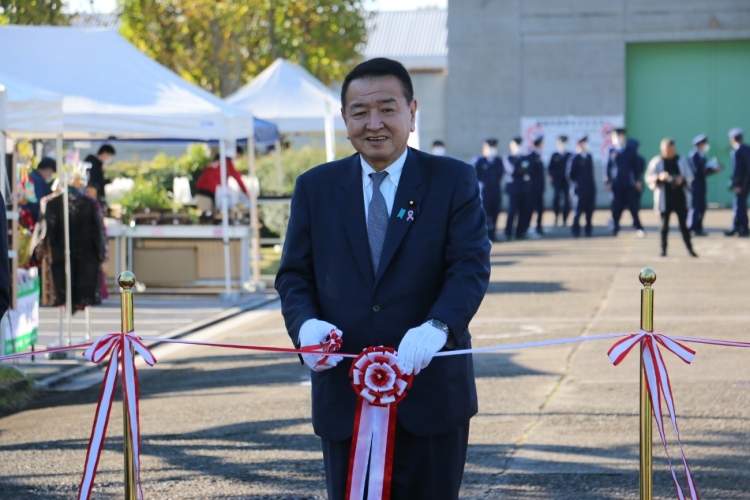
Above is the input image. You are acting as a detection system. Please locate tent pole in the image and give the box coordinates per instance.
[248,135,261,289]
[274,139,283,188]
[58,134,72,345]
[324,101,335,163]
[0,131,6,200]
[219,140,232,299]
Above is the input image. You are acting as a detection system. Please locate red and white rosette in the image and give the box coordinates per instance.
[346,347,413,500]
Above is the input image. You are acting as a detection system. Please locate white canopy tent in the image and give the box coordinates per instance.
[0,27,265,328]
[226,58,344,162]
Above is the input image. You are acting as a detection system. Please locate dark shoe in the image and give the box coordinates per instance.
[739,233,750,238]
[688,249,698,257]
[725,230,738,237]
[660,248,667,257]
[691,231,709,237]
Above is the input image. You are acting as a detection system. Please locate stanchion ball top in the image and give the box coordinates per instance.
[118,271,137,290]
[639,268,657,287]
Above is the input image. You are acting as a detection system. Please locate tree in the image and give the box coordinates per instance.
[0,0,68,25]
[119,0,368,97]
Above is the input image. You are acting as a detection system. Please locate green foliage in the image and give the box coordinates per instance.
[0,0,67,25]
[118,0,369,97]
[117,177,171,221]
[253,144,355,195]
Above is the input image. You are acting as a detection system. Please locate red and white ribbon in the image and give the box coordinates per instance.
[608,330,699,500]
[78,332,156,500]
[346,347,413,500]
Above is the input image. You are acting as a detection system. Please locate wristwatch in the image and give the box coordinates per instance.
[428,318,456,350]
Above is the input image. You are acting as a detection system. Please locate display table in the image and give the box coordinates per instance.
[103,222,251,288]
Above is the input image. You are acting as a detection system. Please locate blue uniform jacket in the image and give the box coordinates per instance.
[731,143,750,192]
[525,150,545,193]
[548,151,571,190]
[567,153,596,198]
[606,144,639,190]
[276,148,491,441]
[503,154,529,195]
[474,156,504,206]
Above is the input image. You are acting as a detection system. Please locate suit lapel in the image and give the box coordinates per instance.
[339,154,374,289]
[374,149,425,287]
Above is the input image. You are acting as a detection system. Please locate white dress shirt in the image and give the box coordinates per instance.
[361,148,408,219]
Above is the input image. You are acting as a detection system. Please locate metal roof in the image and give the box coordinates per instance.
[69,13,120,29]
[364,9,448,71]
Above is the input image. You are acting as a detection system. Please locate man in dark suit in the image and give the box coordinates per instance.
[567,135,597,237]
[525,134,546,235]
[606,128,645,237]
[473,138,504,241]
[503,136,530,240]
[548,135,571,227]
[726,127,750,237]
[276,58,491,500]
[688,134,722,236]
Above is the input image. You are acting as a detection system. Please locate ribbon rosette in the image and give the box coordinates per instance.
[608,330,699,500]
[79,332,156,500]
[346,347,413,500]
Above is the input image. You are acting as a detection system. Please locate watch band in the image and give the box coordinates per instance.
[428,318,456,350]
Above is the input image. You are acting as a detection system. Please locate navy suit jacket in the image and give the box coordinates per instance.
[276,148,491,441]
[731,143,750,192]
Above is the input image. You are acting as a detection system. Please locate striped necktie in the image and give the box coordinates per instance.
[368,171,389,275]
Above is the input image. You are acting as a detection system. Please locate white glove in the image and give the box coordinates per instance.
[397,322,448,376]
[298,319,344,372]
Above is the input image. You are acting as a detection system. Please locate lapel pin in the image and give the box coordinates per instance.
[407,210,415,221]
[408,200,415,206]
[397,208,406,219]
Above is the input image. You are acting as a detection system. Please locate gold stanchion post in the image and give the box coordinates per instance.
[639,267,655,500]
[119,272,137,500]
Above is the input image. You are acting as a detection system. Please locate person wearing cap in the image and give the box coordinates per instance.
[27,157,57,223]
[431,140,446,156]
[687,134,723,236]
[548,135,571,227]
[726,127,750,237]
[646,138,697,257]
[523,134,546,236]
[606,128,645,237]
[474,138,504,241]
[503,136,531,240]
[566,135,597,237]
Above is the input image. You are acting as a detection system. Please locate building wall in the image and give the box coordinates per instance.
[412,71,448,150]
[447,0,750,163]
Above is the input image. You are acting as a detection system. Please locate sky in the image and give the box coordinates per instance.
[66,0,447,14]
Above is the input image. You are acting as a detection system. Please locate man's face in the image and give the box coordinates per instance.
[611,132,626,148]
[577,142,588,153]
[342,76,416,171]
[662,143,676,159]
[40,169,54,181]
[509,141,519,155]
[557,140,567,153]
[99,152,113,165]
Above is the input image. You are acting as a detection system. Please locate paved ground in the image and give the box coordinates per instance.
[2,209,750,499]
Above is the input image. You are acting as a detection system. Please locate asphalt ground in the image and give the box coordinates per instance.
[1,209,750,499]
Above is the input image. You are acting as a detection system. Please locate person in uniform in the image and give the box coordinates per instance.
[628,138,646,231]
[548,135,571,226]
[726,127,750,237]
[687,134,723,236]
[646,138,697,257]
[567,135,596,237]
[474,138,504,241]
[431,140,446,156]
[276,58,490,500]
[606,128,645,237]
[525,134,546,235]
[503,136,530,240]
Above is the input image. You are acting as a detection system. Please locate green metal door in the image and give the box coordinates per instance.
[626,40,750,207]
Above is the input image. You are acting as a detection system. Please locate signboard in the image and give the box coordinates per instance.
[520,115,624,166]
[520,115,625,207]
[2,270,40,355]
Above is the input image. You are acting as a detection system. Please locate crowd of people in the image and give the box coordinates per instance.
[431,126,750,257]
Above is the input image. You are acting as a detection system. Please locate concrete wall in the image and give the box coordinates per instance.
[412,71,447,150]
[447,0,750,162]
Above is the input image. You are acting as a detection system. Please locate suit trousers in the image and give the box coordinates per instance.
[610,187,643,234]
[571,193,595,237]
[688,184,706,233]
[505,191,530,239]
[731,190,750,235]
[552,187,570,223]
[322,420,470,500]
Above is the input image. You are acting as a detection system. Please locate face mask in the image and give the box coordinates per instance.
[432,146,446,156]
[704,144,711,154]
[611,136,621,148]
[487,147,498,158]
